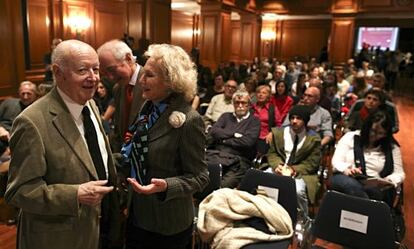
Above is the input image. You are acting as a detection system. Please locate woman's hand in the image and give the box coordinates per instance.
[127,178,167,195]
[343,167,362,176]
[265,132,273,144]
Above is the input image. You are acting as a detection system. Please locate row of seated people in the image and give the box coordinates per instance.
[200,85,405,241]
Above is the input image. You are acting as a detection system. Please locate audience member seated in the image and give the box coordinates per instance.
[206,90,260,188]
[202,72,225,104]
[0,139,10,194]
[268,65,285,94]
[348,72,370,99]
[291,72,308,102]
[241,77,258,102]
[251,85,277,155]
[43,38,62,84]
[267,105,321,222]
[271,80,293,126]
[345,88,388,132]
[285,60,300,90]
[324,82,341,123]
[93,80,115,134]
[308,77,331,112]
[37,83,54,97]
[346,74,399,133]
[336,69,350,98]
[0,81,38,140]
[203,79,238,130]
[331,111,405,207]
[94,80,114,116]
[284,87,333,147]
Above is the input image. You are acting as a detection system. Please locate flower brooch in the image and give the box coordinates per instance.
[169,111,186,128]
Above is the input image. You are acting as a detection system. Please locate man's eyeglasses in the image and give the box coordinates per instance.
[225,85,237,90]
[234,100,249,106]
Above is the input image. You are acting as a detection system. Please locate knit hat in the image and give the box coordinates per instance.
[289,105,311,125]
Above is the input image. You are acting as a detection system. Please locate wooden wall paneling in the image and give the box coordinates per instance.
[329,18,355,64]
[147,0,171,44]
[192,14,200,49]
[221,12,232,63]
[52,0,64,40]
[200,1,231,70]
[361,0,393,7]
[359,0,414,12]
[230,20,241,62]
[240,13,259,62]
[26,0,51,69]
[240,22,253,60]
[62,0,94,45]
[331,0,358,13]
[0,0,25,98]
[127,1,144,50]
[200,14,218,69]
[258,1,289,13]
[94,0,127,48]
[356,18,414,28]
[171,10,195,53]
[278,20,331,62]
[274,19,283,59]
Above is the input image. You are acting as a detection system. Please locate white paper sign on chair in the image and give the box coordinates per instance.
[339,210,369,234]
[258,185,279,203]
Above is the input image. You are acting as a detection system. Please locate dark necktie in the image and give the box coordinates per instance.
[82,106,107,180]
[287,135,299,166]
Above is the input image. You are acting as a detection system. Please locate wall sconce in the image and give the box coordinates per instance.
[260,30,276,41]
[67,15,91,40]
[193,29,200,36]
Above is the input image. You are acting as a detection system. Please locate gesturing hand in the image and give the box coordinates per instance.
[77,180,114,206]
[127,178,167,195]
[0,126,10,141]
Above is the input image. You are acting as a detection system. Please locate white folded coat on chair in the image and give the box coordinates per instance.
[197,188,294,249]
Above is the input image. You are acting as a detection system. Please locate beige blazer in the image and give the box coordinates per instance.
[5,87,119,249]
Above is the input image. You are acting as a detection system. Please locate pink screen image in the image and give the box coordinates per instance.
[356,27,399,51]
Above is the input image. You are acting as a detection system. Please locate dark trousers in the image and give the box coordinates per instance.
[256,139,270,156]
[125,219,193,249]
[330,173,395,206]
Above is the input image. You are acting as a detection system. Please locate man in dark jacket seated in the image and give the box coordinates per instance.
[206,89,260,188]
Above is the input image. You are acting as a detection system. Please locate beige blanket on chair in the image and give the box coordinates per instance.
[197,188,293,249]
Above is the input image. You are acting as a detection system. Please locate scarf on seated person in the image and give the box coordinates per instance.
[358,105,370,122]
[353,135,393,178]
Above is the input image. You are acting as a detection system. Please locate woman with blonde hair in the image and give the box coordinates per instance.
[122,44,209,249]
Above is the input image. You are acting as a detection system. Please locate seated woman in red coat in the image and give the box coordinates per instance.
[271,80,294,126]
[251,85,278,155]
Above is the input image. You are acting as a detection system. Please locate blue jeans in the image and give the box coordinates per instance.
[331,173,396,206]
[330,173,370,199]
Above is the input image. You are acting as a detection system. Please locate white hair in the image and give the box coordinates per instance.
[232,89,251,103]
[97,39,134,62]
[19,81,37,93]
[144,44,197,102]
[51,39,96,82]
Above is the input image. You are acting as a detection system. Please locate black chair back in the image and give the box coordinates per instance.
[194,163,222,200]
[239,168,298,225]
[239,168,297,249]
[313,190,397,249]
